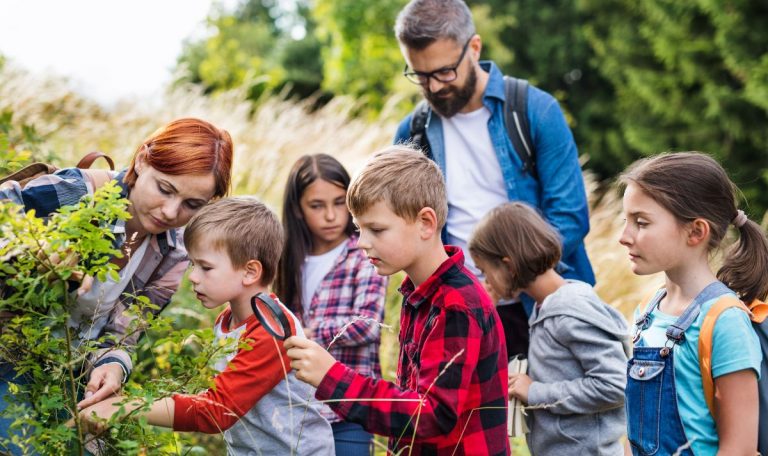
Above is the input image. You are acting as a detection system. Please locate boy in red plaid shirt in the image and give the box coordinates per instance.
[285,146,510,455]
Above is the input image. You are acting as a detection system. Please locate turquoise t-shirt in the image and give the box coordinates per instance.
[634,292,762,456]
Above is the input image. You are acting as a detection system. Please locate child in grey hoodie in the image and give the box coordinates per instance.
[469,202,629,456]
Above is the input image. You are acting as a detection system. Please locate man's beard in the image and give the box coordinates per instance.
[424,64,477,118]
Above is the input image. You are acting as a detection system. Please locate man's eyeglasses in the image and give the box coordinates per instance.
[403,37,473,85]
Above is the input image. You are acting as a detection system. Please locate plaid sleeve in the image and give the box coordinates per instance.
[315,306,483,439]
[1,168,89,216]
[93,258,188,375]
[313,257,388,348]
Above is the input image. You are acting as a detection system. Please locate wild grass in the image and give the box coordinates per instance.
[2,61,661,455]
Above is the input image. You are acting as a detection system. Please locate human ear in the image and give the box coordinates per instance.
[416,207,438,239]
[687,218,711,246]
[134,147,148,174]
[242,260,264,286]
[470,34,483,59]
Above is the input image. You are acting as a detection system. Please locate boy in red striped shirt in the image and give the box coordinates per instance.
[286,147,510,455]
[79,197,334,455]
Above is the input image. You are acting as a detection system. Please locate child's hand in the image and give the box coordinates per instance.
[78,396,127,435]
[284,336,336,388]
[509,373,532,403]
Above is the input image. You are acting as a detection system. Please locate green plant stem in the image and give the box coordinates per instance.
[63,288,85,456]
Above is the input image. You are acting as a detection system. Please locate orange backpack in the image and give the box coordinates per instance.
[698,297,768,454]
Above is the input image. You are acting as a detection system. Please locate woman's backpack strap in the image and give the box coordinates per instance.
[0,163,58,188]
[698,296,751,418]
[76,151,115,170]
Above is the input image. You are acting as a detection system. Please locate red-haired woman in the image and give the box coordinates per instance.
[0,118,233,446]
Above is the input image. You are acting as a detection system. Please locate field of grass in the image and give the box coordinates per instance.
[1,61,663,454]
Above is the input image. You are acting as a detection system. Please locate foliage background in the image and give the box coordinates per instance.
[177,0,768,214]
[2,0,767,452]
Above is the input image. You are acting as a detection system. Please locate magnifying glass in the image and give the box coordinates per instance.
[250,292,292,340]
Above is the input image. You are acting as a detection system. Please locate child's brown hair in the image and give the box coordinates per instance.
[469,202,562,291]
[620,151,768,302]
[347,145,447,228]
[184,196,283,285]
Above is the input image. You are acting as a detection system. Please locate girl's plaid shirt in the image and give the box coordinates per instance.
[305,234,388,423]
[314,247,510,455]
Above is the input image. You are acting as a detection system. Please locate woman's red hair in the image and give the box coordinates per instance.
[124,118,233,197]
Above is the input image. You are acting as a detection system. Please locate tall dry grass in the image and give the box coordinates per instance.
[2,61,657,454]
[1,61,658,318]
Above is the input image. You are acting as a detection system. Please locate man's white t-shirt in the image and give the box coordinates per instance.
[301,240,346,314]
[442,107,507,275]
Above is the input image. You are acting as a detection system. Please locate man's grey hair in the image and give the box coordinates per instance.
[395,0,475,50]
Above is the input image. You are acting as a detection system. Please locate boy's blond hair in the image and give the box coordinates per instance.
[347,145,447,228]
[184,196,284,285]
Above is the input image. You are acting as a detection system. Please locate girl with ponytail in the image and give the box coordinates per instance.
[619,152,766,455]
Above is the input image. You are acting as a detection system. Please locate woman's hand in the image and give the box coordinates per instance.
[77,363,124,409]
[509,373,533,403]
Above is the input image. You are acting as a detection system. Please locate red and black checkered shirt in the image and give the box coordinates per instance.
[315,246,510,455]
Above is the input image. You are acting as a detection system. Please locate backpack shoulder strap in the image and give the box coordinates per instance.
[76,151,115,170]
[503,76,536,176]
[409,101,432,159]
[698,295,751,417]
[0,162,58,187]
[0,151,114,189]
[747,299,768,324]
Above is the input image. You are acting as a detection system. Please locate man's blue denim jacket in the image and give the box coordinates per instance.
[395,61,595,285]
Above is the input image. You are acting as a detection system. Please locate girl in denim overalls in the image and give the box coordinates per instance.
[619,152,765,455]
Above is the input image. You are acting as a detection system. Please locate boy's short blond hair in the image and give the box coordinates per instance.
[184,196,283,285]
[347,145,447,228]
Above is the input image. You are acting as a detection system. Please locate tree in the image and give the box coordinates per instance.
[471,0,626,180]
[581,0,768,213]
[176,0,324,100]
[311,0,407,111]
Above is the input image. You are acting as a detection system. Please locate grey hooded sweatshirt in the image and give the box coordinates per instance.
[525,280,629,456]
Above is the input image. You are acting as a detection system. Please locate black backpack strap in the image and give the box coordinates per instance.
[408,100,433,160]
[503,76,536,176]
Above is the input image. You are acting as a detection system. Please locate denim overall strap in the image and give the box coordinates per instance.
[626,281,731,456]
[664,281,731,343]
[632,289,666,344]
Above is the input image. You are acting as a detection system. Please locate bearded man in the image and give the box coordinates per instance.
[393,0,595,358]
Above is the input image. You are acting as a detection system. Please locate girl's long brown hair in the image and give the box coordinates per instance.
[620,152,768,303]
[274,154,356,318]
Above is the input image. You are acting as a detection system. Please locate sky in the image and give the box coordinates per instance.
[0,0,227,107]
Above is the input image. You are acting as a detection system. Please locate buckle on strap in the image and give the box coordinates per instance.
[664,324,687,343]
[632,322,646,344]
[659,339,676,358]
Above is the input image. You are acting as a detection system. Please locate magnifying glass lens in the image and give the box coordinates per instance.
[251,293,292,340]
[255,299,285,339]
